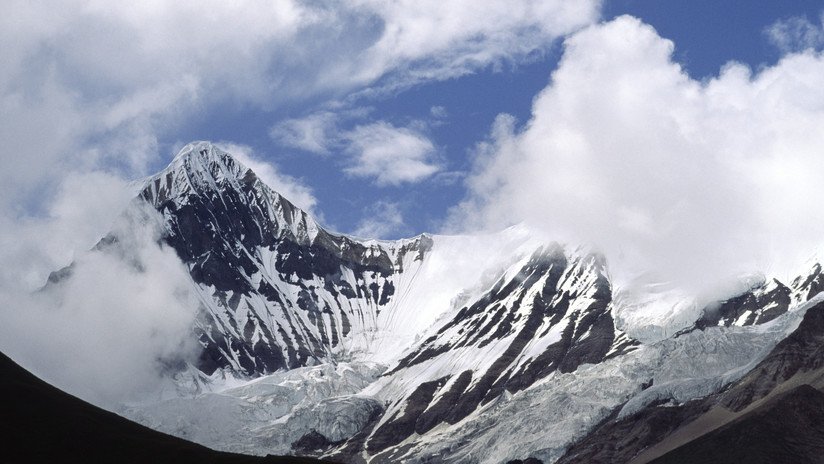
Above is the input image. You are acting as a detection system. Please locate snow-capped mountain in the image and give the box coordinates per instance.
[138,143,435,375]
[49,142,824,463]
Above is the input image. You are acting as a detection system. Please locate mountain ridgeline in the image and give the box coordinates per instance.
[48,142,824,463]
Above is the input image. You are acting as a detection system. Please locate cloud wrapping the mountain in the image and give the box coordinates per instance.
[0,205,200,406]
[452,15,824,293]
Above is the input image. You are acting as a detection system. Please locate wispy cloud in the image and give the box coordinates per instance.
[766,12,824,53]
[270,112,338,155]
[353,201,407,239]
[343,122,440,186]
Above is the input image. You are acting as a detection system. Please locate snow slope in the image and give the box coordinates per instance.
[63,141,824,463]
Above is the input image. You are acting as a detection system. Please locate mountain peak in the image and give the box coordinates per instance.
[138,141,326,253]
[171,141,223,163]
[140,141,258,207]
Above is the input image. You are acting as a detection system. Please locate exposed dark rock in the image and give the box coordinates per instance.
[721,300,824,411]
[556,396,713,464]
[291,430,344,455]
[130,145,435,377]
[792,262,824,302]
[367,377,448,453]
[695,279,791,330]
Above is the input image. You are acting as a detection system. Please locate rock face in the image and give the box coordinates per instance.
[136,142,433,375]
[651,384,824,464]
[54,142,824,463]
[694,278,791,329]
[357,245,638,459]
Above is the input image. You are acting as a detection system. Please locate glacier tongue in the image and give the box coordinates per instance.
[123,361,385,456]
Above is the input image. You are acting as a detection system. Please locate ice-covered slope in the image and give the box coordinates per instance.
[58,141,824,463]
[132,142,555,377]
[349,244,637,459]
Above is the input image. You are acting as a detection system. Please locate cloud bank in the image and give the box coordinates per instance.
[451,15,824,294]
[0,205,200,407]
[1,0,599,281]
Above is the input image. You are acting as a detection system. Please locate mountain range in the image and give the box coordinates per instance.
[37,142,824,463]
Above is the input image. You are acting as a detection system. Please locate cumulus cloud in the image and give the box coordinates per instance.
[766,12,824,53]
[2,0,599,209]
[1,0,597,254]
[272,109,444,186]
[0,172,134,292]
[451,15,824,296]
[344,122,440,185]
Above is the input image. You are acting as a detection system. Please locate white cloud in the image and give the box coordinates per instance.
[766,12,824,53]
[0,0,597,237]
[0,171,134,291]
[344,122,440,185]
[430,105,449,119]
[0,0,599,400]
[343,0,600,92]
[451,15,824,295]
[215,142,320,217]
[1,0,599,212]
[270,112,338,155]
[272,109,445,186]
[352,201,407,239]
[0,205,200,407]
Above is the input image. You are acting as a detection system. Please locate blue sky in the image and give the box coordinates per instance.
[4,0,824,291]
[145,0,824,238]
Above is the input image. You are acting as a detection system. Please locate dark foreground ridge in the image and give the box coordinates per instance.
[0,351,331,464]
[650,384,824,464]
